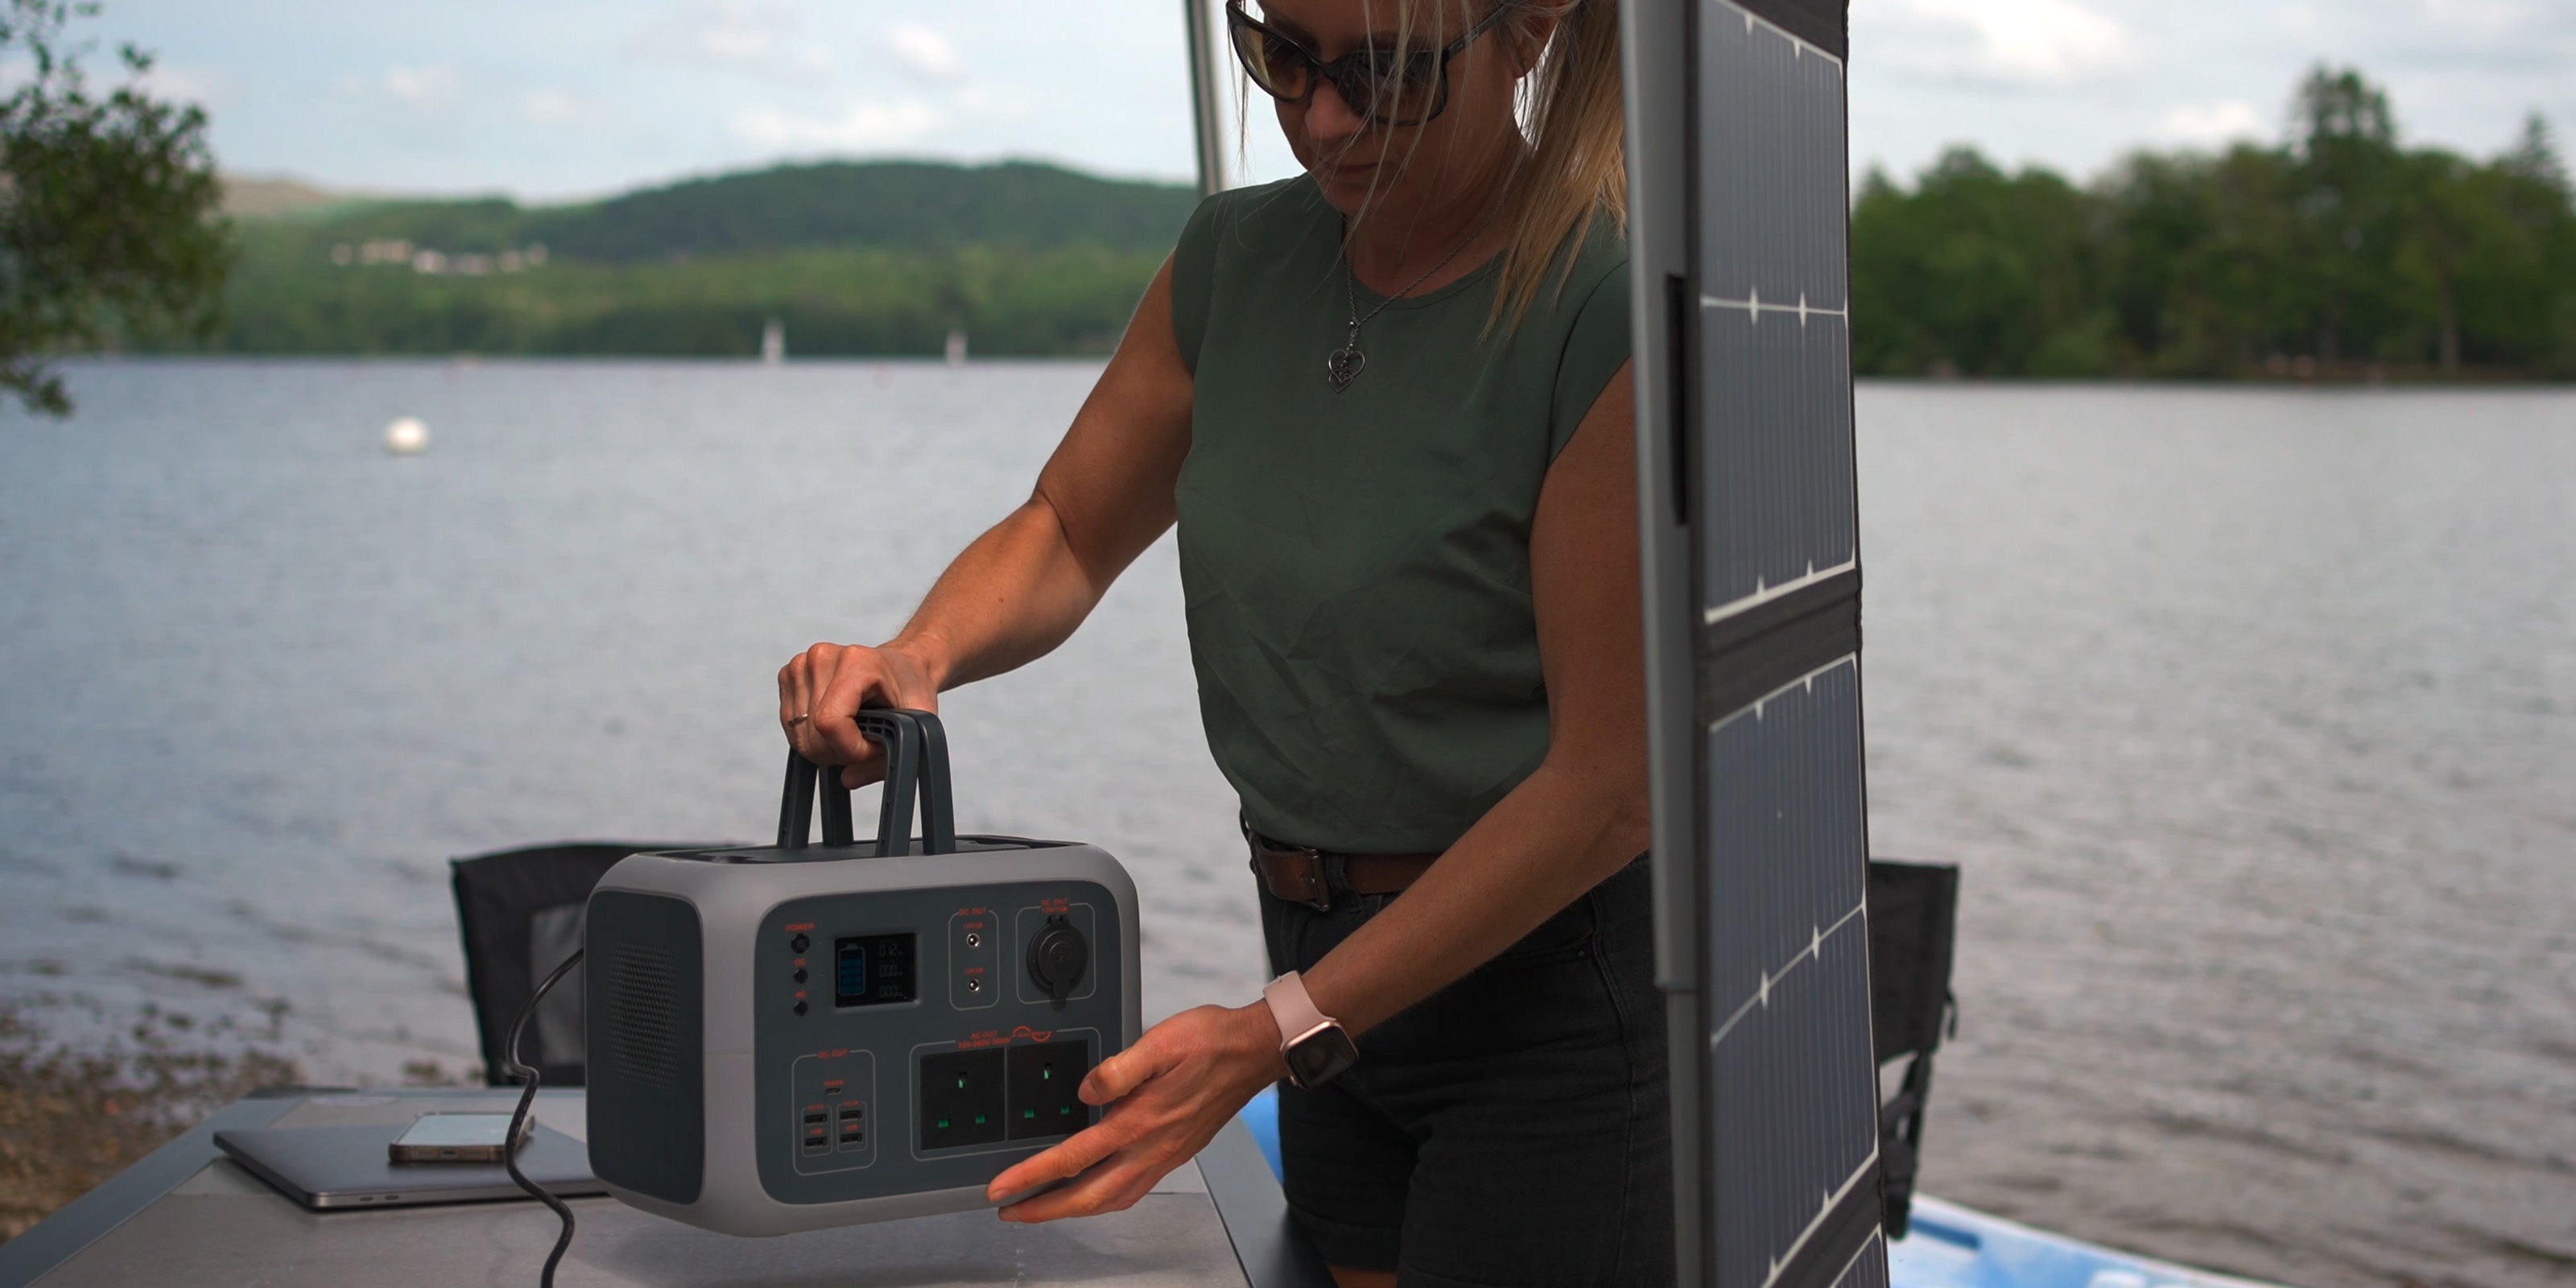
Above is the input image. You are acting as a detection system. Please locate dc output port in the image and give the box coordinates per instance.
[1026,915,1088,1002]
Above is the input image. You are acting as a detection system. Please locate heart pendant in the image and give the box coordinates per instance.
[1326,345,1365,393]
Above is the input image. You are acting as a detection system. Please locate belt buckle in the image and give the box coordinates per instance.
[1244,821,1332,912]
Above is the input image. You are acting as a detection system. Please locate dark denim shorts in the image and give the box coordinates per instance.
[1260,855,1674,1287]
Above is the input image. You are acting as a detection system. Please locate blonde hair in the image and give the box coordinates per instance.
[1490,0,1627,327]
[1262,0,1626,329]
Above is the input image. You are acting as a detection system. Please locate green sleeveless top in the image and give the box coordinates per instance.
[1169,177,1631,854]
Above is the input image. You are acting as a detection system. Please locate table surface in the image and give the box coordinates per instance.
[0,1088,1331,1288]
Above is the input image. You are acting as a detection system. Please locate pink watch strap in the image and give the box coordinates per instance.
[1262,971,1337,1049]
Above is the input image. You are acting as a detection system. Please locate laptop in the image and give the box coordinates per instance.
[214,1121,609,1211]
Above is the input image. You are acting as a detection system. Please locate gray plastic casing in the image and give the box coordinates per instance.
[585,839,1141,1237]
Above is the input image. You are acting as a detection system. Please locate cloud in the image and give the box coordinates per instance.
[630,0,832,76]
[730,98,941,150]
[382,64,460,108]
[2158,99,2266,147]
[522,89,600,126]
[1873,0,2132,85]
[888,23,961,79]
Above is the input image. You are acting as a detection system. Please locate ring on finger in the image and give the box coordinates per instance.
[786,712,811,726]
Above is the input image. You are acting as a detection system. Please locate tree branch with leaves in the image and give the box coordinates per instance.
[1,0,228,416]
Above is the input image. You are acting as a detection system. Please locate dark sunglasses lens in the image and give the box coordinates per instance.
[1230,21,1311,101]
[1352,48,1446,124]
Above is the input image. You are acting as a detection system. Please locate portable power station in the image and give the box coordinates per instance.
[580,710,1140,1236]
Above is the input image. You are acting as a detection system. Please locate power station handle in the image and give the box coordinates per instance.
[776,708,958,857]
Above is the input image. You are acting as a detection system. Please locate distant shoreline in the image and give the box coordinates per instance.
[51,353,2576,388]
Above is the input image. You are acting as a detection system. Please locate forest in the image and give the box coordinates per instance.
[187,68,2574,378]
[1852,69,2576,379]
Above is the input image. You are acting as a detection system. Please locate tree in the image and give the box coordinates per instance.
[2289,65,2405,366]
[1,0,227,416]
[1849,148,2112,378]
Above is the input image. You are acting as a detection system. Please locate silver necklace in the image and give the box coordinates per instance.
[1327,198,1506,393]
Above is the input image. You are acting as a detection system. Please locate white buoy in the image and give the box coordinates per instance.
[944,328,967,367]
[761,319,785,365]
[384,416,428,455]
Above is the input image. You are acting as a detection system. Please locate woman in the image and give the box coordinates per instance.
[776,2,1662,1282]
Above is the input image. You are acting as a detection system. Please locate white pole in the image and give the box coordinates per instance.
[1182,0,1231,197]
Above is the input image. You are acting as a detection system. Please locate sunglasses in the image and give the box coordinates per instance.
[1225,1,1520,127]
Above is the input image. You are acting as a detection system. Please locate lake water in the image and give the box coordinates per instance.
[2,361,2570,1288]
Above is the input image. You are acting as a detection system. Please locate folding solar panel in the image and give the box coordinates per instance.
[1624,2,1887,1285]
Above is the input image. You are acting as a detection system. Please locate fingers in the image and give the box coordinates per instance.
[996,1147,1170,1223]
[788,643,857,764]
[778,646,824,762]
[988,1116,1136,1201]
[1080,1041,1166,1107]
[777,640,948,782]
[811,657,892,770]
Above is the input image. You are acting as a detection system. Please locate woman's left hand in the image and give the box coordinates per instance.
[986,1001,1286,1222]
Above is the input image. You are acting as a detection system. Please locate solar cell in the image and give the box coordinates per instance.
[1829,1236,1892,1288]
[1702,660,1868,1013]
[1695,4,1856,615]
[1697,308,1854,609]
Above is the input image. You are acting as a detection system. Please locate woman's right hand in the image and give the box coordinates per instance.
[778,641,942,787]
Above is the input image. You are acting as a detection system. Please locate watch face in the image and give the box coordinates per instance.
[1286,1025,1360,1089]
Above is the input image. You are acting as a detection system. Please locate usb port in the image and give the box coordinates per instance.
[822,1080,844,1095]
[836,1106,864,1122]
[839,1129,865,1145]
[803,1111,828,1125]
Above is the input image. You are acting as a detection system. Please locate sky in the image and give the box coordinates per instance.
[63,0,2576,203]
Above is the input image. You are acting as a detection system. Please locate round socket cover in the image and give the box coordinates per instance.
[1026,915,1088,1001]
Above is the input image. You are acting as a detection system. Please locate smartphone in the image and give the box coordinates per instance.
[388,1113,532,1163]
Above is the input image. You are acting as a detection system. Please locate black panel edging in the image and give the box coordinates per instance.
[1773,1159,1885,1288]
[1736,0,1847,60]
[1666,272,1694,526]
[1697,568,1861,724]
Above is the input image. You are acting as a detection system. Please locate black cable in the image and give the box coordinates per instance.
[504,948,585,1288]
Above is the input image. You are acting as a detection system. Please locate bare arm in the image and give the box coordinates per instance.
[1294,357,1648,1032]
[989,361,1647,1221]
[781,257,1195,772]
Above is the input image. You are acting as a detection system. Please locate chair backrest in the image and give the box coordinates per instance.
[449,841,722,1088]
[1864,858,1961,1240]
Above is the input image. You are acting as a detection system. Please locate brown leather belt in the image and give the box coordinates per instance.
[1245,824,1439,911]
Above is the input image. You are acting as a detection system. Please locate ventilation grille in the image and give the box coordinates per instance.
[605,943,680,1088]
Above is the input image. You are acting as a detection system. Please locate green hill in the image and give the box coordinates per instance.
[247,159,1198,261]
[203,160,1199,359]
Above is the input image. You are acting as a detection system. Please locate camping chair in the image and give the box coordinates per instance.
[449,841,722,1088]
[1866,857,1962,1240]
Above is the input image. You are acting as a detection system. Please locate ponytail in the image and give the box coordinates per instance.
[1496,0,1625,328]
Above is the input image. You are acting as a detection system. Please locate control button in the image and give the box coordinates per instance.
[790,933,811,953]
[793,968,807,984]
[793,1001,809,1017]
[1027,915,1088,1001]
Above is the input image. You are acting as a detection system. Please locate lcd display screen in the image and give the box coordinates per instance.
[834,933,918,1007]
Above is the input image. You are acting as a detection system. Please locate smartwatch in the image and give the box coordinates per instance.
[1262,971,1360,1090]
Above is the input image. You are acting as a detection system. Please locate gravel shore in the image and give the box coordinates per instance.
[0,1005,299,1243]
